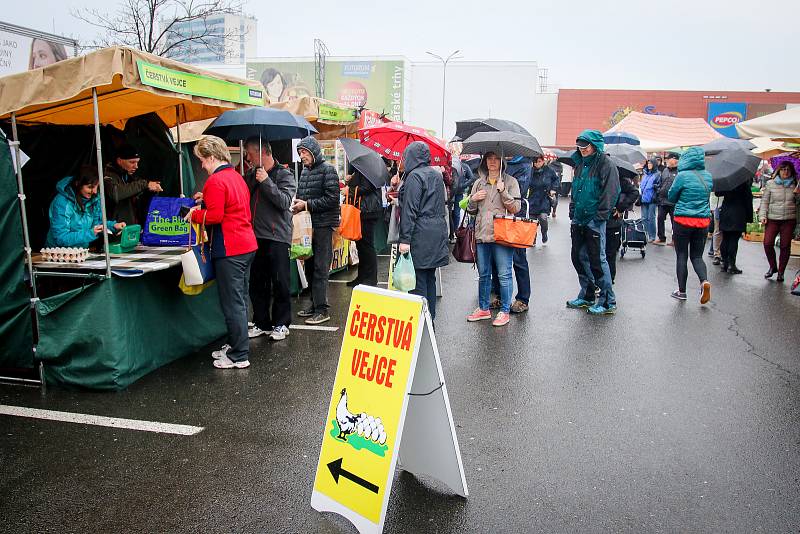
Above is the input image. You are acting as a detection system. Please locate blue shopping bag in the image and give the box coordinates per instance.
[142,197,197,246]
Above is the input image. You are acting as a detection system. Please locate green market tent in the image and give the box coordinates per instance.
[0,47,266,389]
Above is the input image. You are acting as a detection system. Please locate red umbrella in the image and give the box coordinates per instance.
[359,121,451,164]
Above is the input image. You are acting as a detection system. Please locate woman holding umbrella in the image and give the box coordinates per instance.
[465,152,521,326]
[716,179,754,275]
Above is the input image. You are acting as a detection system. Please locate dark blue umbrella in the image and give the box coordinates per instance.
[603,130,640,146]
[203,107,318,143]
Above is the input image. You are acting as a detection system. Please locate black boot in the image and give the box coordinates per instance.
[764,268,776,279]
[721,261,728,272]
[777,272,785,282]
[728,265,743,275]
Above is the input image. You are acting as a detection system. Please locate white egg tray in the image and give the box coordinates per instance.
[40,247,90,263]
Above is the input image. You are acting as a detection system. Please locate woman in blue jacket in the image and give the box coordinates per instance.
[666,147,712,304]
[639,158,660,241]
[46,166,125,249]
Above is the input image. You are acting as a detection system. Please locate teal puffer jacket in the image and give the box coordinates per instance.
[46,176,117,248]
[667,147,712,218]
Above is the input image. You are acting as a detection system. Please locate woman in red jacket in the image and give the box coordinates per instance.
[187,136,257,369]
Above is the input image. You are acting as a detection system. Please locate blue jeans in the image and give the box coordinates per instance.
[492,248,531,304]
[570,221,616,308]
[641,203,657,240]
[478,243,514,312]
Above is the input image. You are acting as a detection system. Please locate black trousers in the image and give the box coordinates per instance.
[673,222,708,292]
[306,226,333,314]
[249,238,291,330]
[605,225,622,282]
[412,268,438,320]
[354,217,378,286]
[215,252,255,363]
[720,230,741,267]
[657,204,675,241]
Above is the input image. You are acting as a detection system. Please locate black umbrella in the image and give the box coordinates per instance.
[204,108,318,143]
[706,148,760,192]
[461,131,543,158]
[454,118,532,141]
[604,143,647,165]
[702,137,756,155]
[339,137,389,189]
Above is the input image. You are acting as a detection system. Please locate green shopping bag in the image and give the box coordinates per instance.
[392,252,416,292]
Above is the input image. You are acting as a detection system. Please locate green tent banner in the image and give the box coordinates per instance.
[318,103,356,123]
[137,60,264,106]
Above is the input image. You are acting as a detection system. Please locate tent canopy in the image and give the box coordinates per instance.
[735,107,800,143]
[270,96,359,140]
[606,111,723,152]
[0,46,266,128]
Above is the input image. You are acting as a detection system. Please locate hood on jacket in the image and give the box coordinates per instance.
[402,141,431,173]
[577,129,605,154]
[645,157,660,174]
[55,175,99,209]
[297,136,323,167]
[477,151,508,178]
[678,146,705,172]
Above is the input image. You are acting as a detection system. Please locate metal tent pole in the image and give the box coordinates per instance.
[9,112,44,388]
[92,88,112,278]
[176,105,184,198]
[239,140,245,175]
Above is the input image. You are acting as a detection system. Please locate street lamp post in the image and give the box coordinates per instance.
[426,50,461,139]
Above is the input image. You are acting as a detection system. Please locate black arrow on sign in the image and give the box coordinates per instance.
[327,458,379,494]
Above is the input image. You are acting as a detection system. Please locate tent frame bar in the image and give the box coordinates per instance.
[92,88,112,278]
[9,112,45,390]
[9,87,136,123]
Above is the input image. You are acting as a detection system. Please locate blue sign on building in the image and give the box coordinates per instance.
[707,102,747,138]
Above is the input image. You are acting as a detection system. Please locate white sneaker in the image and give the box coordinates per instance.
[541,240,549,247]
[247,321,254,327]
[248,326,267,338]
[211,344,231,359]
[270,325,290,340]
[213,354,250,369]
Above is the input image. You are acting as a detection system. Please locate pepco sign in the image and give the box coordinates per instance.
[707,102,747,138]
[711,111,743,128]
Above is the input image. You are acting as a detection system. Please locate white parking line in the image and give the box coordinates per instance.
[0,405,204,436]
[290,324,340,332]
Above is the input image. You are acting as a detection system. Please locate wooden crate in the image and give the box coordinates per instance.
[744,232,764,242]
[791,239,800,257]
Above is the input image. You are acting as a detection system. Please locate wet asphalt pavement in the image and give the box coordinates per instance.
[2,199,799,533]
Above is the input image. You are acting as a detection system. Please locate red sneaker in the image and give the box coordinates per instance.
[467,308,491,322]
[492,312,510,327]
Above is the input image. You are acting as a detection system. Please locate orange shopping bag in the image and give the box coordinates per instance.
[493,199,538,248]
[338,186,362,241]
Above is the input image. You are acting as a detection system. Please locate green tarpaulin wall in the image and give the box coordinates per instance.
[0,129,33,368]
[36,269,226,391]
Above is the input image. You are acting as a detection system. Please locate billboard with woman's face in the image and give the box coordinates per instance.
[0,29,72,76]
[247,59,405,121]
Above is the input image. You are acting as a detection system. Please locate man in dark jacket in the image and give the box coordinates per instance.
[566,129,621,315]
[292,136,341,325]
[605,170,639,283]
[398,142,449,320]
[654,152,679,245]
[345,166,382,287]
[243,138,296,340]
[104,143,163,225]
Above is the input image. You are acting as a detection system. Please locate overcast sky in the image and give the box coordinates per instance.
[7,0,798,92]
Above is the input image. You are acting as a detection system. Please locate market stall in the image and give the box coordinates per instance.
[0,46,266,390]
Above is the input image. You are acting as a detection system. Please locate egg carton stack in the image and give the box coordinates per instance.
[40,247,89,263]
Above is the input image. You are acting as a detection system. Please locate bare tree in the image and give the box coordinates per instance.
[73,0,247,60]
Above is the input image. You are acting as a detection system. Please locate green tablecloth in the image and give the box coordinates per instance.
[36,267,226,390]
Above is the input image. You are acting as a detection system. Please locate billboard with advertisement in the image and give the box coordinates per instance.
[0,28,74,76]
[247,59,405,121]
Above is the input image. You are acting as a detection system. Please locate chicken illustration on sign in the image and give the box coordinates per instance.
[333,389,388,455]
